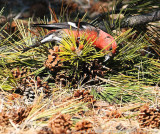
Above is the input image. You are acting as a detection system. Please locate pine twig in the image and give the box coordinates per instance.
[120,10,160,28]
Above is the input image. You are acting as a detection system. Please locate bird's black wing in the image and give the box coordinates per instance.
[32,22,94,30]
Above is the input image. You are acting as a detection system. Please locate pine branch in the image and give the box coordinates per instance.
[120,10,160,28]
[95,10,160,30]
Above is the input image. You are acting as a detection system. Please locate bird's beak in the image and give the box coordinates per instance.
[104,52,112,62]
[104,54,110,62]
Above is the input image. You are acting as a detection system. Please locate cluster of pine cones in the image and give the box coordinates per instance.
[11,67,51,103]
[38,113,95,134]
[44,46,108,87]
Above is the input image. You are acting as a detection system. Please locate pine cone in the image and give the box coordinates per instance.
[0,106,32,126]
[8,107,32,124]
[138,104,160,128]
[73,120,95,134]
[74,89,96,104]
[0,111,10,126]
[49,114,72,134]
[105,108,122,119]
[45,46,63,72]
[73,89,96,109]
[89,59,106,77]
[55,70,77,88]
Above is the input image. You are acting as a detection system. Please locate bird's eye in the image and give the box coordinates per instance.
[105,36,110,39]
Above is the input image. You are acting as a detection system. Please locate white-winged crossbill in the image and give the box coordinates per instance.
[23,22,117,60]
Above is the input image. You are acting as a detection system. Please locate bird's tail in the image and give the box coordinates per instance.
[22,31,62,52]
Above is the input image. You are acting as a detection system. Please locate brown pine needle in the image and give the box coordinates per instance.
[49,6,59,23]
[60,0,64,17]
[27,28,39,37]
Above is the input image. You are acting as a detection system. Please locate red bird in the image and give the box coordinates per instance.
[23,22,117,60]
